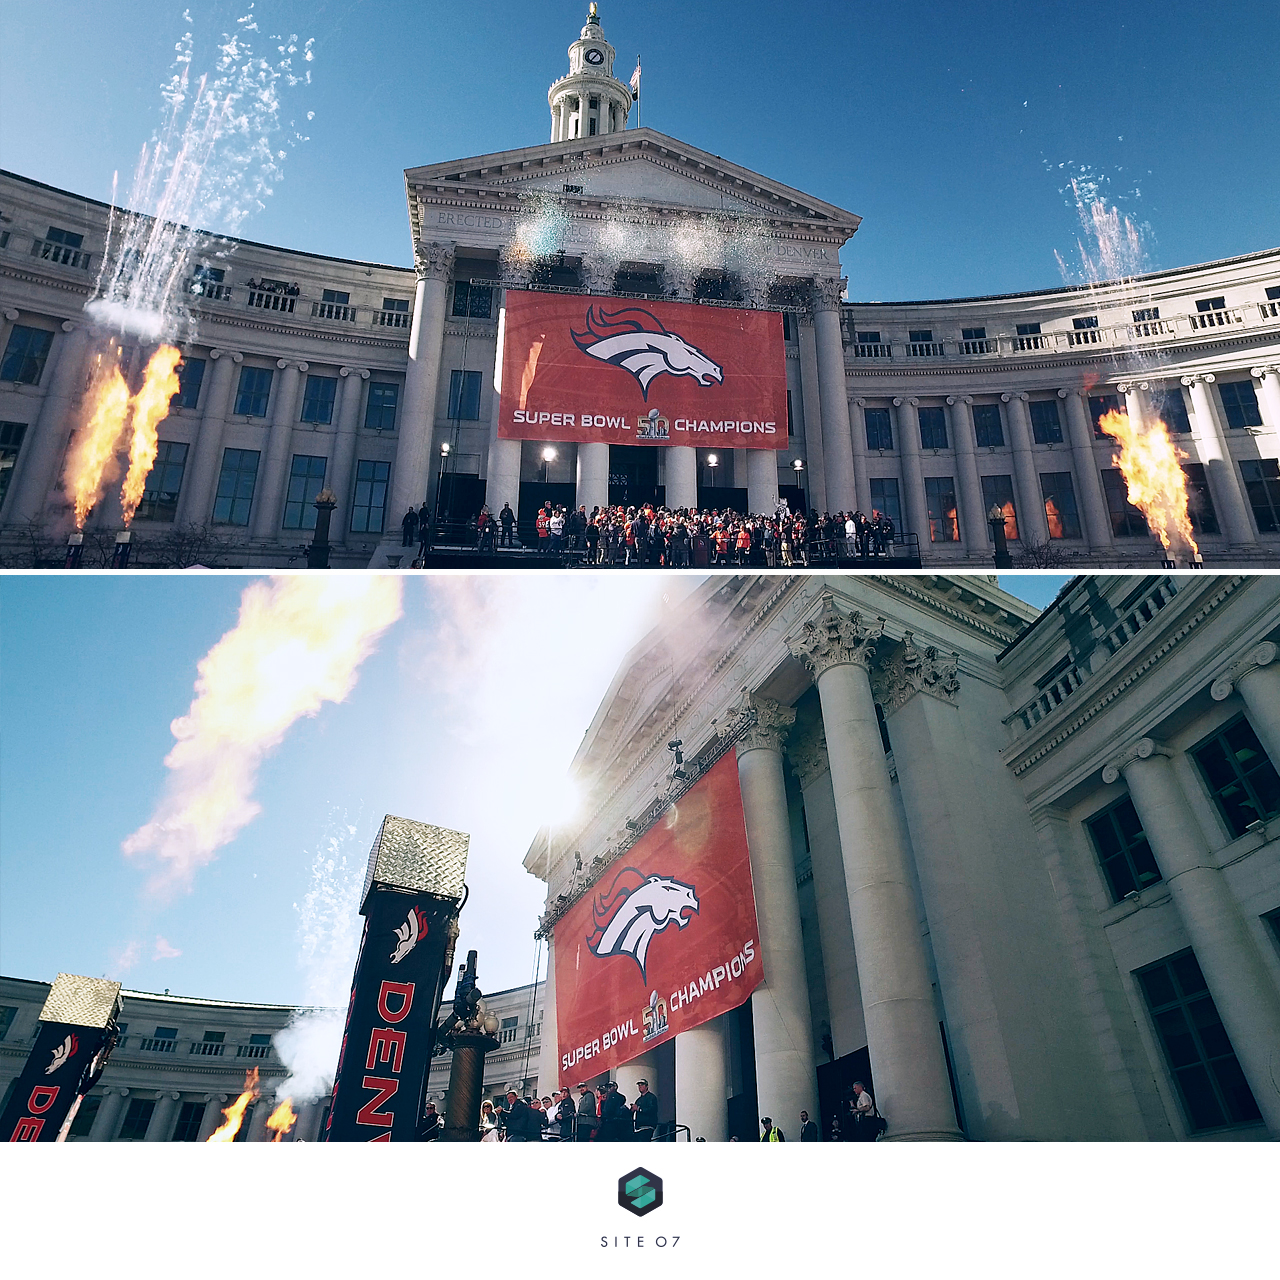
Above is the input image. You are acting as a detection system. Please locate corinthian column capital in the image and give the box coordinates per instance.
[414,240,456,282]
[788,730,829,788]
[811,277,845,312]
[873,631,961,718]
[1211,641,1278,701]
[581,256,618,293]
[726,690,796,755]
[788,593,883,678]
[1101,737,1172,784]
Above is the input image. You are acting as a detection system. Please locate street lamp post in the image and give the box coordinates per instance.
[987,503,1013,569]
[308,488,337,568]
[540,445,557,484]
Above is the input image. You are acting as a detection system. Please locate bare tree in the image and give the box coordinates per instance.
[0,519,62,568]
[1013,537,1069,569]
[133,523,239,568]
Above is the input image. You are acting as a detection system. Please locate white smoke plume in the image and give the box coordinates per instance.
[272,811,368,1104]
[123,576,403,895]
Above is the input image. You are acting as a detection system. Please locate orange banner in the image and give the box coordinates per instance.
[500,291,788,449]
[553,752,762,1084]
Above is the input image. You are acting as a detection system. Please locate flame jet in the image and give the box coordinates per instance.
[1100,409,1199,560]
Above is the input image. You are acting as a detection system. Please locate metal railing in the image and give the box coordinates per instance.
[31,238,91,270]
[312,300,356,322]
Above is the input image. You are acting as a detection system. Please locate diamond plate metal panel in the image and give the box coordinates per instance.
[38,974,123,1028]
[360,815,469,910]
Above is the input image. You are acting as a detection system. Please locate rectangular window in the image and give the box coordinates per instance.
[172,357,205,410]
[118,1097,156,1141]
[364,381,399,431]
[869,477,902,532]
[1132,307,1160,322]
[1191,715,1280,838]
[46,226,84,249]
[908,329,933,343]
[1150,386,1191,434]
[350,459,390,534]
[961,327,986,341]
[855,330,881,344]
[1,325,55,384]
[67,1093,101,1138]
[172,1101,206,1142]
[1266,907,1280,954]
[212,448,260,526]
[300,374,337,425]
[972,403,1004,448]
[500,1016,518,1045]
[918,406,948,450]
[282,454,328,530]
[1240,459,1280,533]
[1267,287,1280,301]
[864,407,893,451]
[980,474,1019,541]
[1136,950,1261,1131]
[451,281,493,319]
[1015,322,1041,336]
[786,389,793,437]
[321,288,350,305]
[135,441,189,522]
[924,475,959,541]
[782,312,794,341]
[1196,297,1226,312]
[382,297,410,313]
[1072,316,1099,329]
[1086,796,1162,902]
[1101,468,1150,537]
[1218,380,1263,429]
[0,1005,16,1040]
[1040,472,1081,538]
[0,421,28,512]
[1089,393,1124,441]
[448,369,482,420]
[1029,400,1064,444]
[1182,463,1219,535]
[234,365,273,417]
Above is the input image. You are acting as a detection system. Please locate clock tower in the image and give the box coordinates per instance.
[548,5,633,141]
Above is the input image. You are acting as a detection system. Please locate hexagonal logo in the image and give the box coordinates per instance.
[618,1167,663,1217]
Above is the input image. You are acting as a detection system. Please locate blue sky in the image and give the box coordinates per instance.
[0,572,1063,1006]
[0,1,1275,299]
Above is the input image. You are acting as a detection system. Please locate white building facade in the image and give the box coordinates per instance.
[526,574,1280,1140]
[1,9,1278,566]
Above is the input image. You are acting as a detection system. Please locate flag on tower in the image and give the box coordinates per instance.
[630,58,641,101]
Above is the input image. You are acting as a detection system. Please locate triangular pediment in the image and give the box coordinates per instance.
[404,128,860,240]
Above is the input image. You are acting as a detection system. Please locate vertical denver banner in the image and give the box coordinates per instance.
[554,753,763,1084]
[499,291,787,449]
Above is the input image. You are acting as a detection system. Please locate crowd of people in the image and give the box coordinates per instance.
[461,500,900,566]
[421,1077,885,1142]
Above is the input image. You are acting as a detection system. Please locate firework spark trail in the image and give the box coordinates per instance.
[120,346,183,525]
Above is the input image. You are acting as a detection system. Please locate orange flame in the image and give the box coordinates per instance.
[67,347,131,529]
[266,1097,297,1142]
[121,345,182,526]
[1098,409,1199,558]
[206,1067,260,1142]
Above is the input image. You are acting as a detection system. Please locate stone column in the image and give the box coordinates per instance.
[247,1094,274,1142]
[1002,391,1049,544]
[1103,739,1280,1135]
[88,1086,127,1141]
[892,397,928,538]
[145,1090,182,1142]
[196,1093,229,1141]
[486,282,523,528]
[789,731,866,1057]
[1212,641,1280,771]
[329,366,369,542]
[1062,388,1113,551]
[176,347,241,526]
[1253,365,1280,430]
[811,279,856,512]
[665,445,697,510]
[1119,381,1147,432]
[577,443,610,514]
[385,241,454,527]
[746,448,778,515]
[7,321,90,525]
[797,318,828,513]
[536,935,560,1095]
[729,692,819,1130]
[675,1018,728,1142]
[615,1051,657,1120]
[1184,373,1256,546]
[947,395,988,552]
[848,397,872,515]
[249,358,305,539]
[788,598,963,1141]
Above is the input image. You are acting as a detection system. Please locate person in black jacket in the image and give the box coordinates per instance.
[498,501,515,547]
[502,1090,537,1142]
[554,1088,577,1141]
[799,1110,820,1142]
[401,507,418,547]
[599,1081,627,1141]
[421,1101,441,1140]
[631,1079,658,1143]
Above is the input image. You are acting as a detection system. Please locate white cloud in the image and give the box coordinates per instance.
[153,935,182,960]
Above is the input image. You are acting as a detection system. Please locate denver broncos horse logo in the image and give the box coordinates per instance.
[586,866,700,982]
[571,305,723,401]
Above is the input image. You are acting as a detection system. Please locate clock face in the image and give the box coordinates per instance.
[584,47,604,65]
